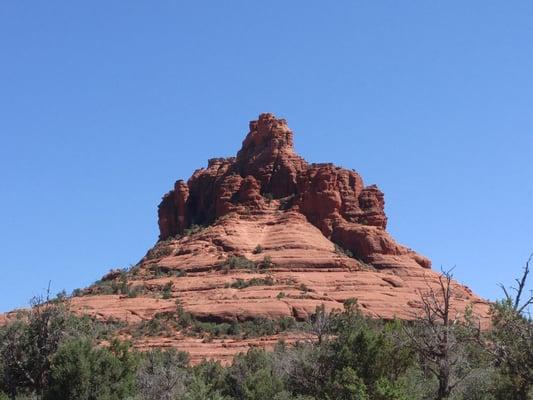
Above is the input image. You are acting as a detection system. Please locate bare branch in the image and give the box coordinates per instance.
[499,253,533,314]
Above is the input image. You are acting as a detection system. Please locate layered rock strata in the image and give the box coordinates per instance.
[4,113,490,363]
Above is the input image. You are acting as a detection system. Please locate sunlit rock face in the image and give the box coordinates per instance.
[157,113,428,269]
[58,113,488,363]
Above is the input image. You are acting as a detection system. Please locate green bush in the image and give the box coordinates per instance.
[127,285,142,298]
[162,281,173,299]
[225,349,284,400]
[45,338,137,400]
[183,224,206,236]
[298,283,309,293]
[258,255,273,269]
[137,349,189,400]
[230,276,275,289]
[221,256,256,272]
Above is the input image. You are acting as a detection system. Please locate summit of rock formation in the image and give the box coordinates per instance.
[157,113,428,271]
[3,113,490,364]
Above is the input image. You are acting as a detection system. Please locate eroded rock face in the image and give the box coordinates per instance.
[158,113,426,269]
[1,113,488,364]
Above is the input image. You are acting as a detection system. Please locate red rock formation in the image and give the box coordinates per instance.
[158,113,428,269]
[2,113,488,364]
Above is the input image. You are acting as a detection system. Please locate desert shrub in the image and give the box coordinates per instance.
[230,276,275,289]
[253,245,263,254]
[162,281,173,299]
[146,244,174,260]
[173,269,188,277]
[89,273,131,296]
[3,259,532,400]
[169,309,301,339]
[137,349,189,400]
[327,367,369,400]
[127,285,143,298]
[298,284,309,293]
[221,256,256,272]
[224,349,285,400]
[132,311,184,338]
[183,375,229,400]
[89,279,114,294]
[487,300,533,400]
[45,338,137,400]
[280,305,414,400]
[334,243,354,258]
[148,264,169,277]
[196,319,280,339]
[258,255,273,269]
[183,224,206,236]
[0,296,86,398]
[190,360,227,393]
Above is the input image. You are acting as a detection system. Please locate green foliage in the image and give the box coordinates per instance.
[89,272,137,296]
[183,224,206,236]
[183,375,229,400]
[45,338,137,400]
[174,269,188,277]
[148,264,168,277]
[298,283,309,293]
[126,285,142,298]
[259,255,273,269]
[488,300,533,400]
[137,349,189,400]
[229,276,275,289]
[220,255,274,273]
[132,312,180,338]
[2,262,532,400]
[0,296,134,399]
[225,349,285,400]
[190,317,300,339]
[222,256,257,271]
[162,281,173,299]
[133,306,301,340]
[145,243,174,260]
[0,297,83,397]
[321,320,414,398]
[147,265,187,279]
[327,367,369,400]
[373,378,408,400]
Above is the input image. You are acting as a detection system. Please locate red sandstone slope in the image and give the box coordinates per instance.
[3,113,490,363]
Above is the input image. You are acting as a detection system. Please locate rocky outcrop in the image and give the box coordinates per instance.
[11,113,487,364]
[158,113,428,269]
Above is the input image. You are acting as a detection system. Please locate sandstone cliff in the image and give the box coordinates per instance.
[33,114,491,363]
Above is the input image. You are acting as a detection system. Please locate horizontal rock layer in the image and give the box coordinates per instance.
[70,208,489,362]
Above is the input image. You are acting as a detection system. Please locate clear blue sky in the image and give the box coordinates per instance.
[1,2,532,312]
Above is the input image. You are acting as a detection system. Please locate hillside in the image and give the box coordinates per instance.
[4,113,490,364]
